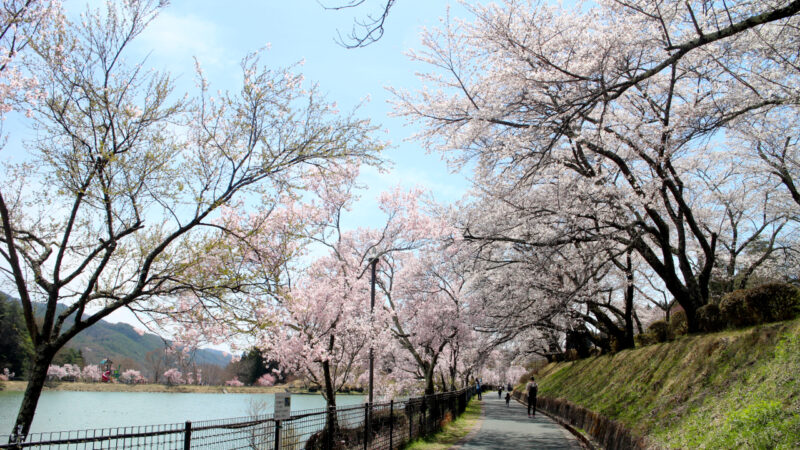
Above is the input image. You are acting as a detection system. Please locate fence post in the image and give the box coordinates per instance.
[363,402,369,450]
[408,400,413,442]
[422,399,427,435]
[389,400,394,450]
[438,394,443,429]
[274,420,281,450]
[184,421,192,450]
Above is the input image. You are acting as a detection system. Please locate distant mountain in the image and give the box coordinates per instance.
[67,319,232,367]
[3,293,232,368]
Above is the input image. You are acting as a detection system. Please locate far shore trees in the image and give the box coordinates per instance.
[0,0,382,439]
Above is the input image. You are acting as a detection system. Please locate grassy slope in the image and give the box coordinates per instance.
[536,318,800,449]
[403,399,482,450]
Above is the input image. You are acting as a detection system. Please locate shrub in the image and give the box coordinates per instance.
[225,377,244,387]
[745,283,800,323]
[635,332,656,347]
[720,290,759,327]
[696,303,724,332]
[669,310,688,336]
[648,320,671,343]
[256,373,276,386]
[610,336,628,352]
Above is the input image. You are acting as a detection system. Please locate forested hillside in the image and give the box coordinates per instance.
[0,293,231,377]
[534,319,800,449]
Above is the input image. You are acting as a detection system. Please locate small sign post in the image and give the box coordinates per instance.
[274,393,291,420]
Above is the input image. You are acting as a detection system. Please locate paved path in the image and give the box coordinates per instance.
[453,395,582,449]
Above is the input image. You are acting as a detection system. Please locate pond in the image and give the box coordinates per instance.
[0,390,365,436]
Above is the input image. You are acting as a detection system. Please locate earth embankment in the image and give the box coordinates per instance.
[530,318,800,449]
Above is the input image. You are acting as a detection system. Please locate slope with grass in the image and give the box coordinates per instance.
[535,318,800,449]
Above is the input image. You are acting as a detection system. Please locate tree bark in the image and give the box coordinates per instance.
[321,357,339,436]
[424,369,435,396]
[322,356,336,408]
[11,345,56,440]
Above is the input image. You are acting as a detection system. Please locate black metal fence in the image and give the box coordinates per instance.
[2,388,474,449]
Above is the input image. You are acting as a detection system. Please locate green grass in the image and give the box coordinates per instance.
[536,318,800,449]
[403,399,483,449]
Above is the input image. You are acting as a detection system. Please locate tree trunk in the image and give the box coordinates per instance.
[424,367,435,396]
[321,359,336,410]
[11,345,56,440]
[683,302,700,333]
[621,252,636,350]
[321,358,338,429]
[423,366,439,426]
[318,358,339,448]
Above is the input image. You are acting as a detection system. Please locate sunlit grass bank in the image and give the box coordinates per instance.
[536,318,800,448]
[403,399,482,449]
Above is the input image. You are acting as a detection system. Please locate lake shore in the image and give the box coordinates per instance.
[1,380,328,394]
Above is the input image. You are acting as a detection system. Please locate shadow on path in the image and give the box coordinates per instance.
[454,395,581,449]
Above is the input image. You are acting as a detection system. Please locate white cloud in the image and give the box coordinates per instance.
[137,11,227,69]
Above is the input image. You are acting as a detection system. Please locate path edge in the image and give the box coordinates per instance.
[513,397,599,450]
[447,398,486,449]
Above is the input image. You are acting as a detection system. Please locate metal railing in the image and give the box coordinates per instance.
[2,388,474,449]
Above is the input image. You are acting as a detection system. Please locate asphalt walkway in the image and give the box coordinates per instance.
[452,394,583,449]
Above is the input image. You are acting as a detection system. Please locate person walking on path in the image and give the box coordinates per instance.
[505,391,511,407]
[498,386,503,398]
[476,379,482,400]
[526,376,538,417]
[453,394,581,449]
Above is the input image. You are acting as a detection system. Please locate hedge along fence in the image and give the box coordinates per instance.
[513,391,648,450]
[636,282,800,347]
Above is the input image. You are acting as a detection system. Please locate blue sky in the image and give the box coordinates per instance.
[54,1,476,327]
[124,0,474,230]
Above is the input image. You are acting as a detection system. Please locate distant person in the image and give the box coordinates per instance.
[476,380,482,400]
[505,391,511,407]
[526,376,538,417]
[507,382,512,392]
[498,386,503,398]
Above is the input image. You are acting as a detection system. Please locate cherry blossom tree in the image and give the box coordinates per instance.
[393,0,800,332]
[0,368,13,381]
[0,0,383,438]
[255,373,275,387]
[62,363,80,381]
[120,369,145,384]
[0,0,61,122]
[81,365,101,383]
[163,368,183,386]
[255,185,446,429]
[225,377,244,387]
[695,157,798,295]
[433,326,483,392]
[261,241,383,410]
[378,239,470,395]
[45,364,66,380]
